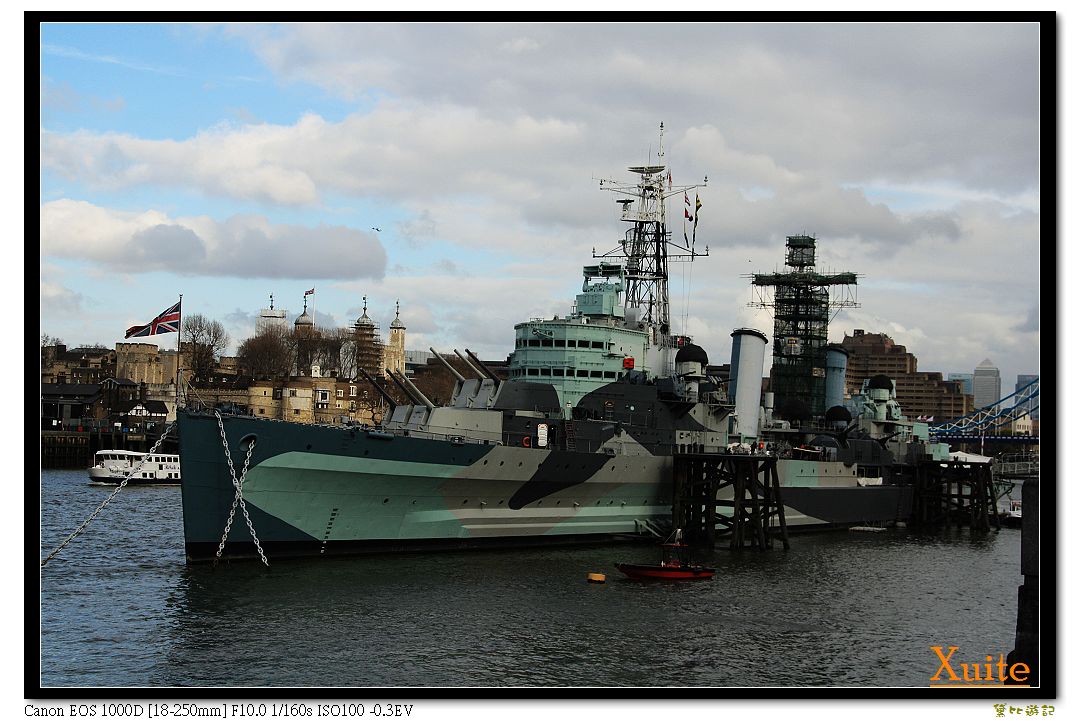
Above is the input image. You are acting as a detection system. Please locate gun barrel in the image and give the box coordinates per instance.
[429,347,466,383]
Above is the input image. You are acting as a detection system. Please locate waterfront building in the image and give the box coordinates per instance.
[973,359,1002,411]
[41,344,117,385]
[840,330,971,422]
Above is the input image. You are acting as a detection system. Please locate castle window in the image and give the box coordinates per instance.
[350,385,357,397]
[336,389,344,398]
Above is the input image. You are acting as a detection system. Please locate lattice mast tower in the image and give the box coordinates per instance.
[748,235,859,417]
[594,122,708,376]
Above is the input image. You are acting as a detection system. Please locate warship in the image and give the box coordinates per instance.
[177,131,943,562]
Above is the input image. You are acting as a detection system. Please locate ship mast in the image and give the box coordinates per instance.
[595,122,708,374]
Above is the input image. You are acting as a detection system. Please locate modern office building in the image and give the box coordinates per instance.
[973,359,1002,411]
[947,373,974,397]
[1016,373,1039,420]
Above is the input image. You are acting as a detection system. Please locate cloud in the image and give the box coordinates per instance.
[1013,304,1039,334]
[40,199,387,280]
[228,23,1037,196]
[41,43,187,77]
[40,279,83,314]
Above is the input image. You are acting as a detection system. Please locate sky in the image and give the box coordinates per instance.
[38,21,1043,397]
[24,13,1069,718]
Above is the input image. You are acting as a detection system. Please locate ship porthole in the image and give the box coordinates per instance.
[383,498,389,504]
[556,500,561,505]
[499,500,504,505]
[499,461,504,466]
[462,499,468,505]
[363,450,369,456]
[483,460,488,465]
[306,444,312,450]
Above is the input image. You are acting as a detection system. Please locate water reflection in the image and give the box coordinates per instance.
[40,470,1023,688]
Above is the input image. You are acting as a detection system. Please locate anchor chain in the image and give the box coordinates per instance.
[41,421,176,567]
[214,411,269,567]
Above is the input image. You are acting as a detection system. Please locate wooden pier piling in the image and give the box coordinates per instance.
[672,452,789,551]
[913,460,999,531]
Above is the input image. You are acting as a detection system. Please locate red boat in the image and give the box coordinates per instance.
[615,536,716,580]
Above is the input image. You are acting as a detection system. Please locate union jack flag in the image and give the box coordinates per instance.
[125,301,181,338]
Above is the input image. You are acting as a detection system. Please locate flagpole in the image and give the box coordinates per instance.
[175,293,183,416]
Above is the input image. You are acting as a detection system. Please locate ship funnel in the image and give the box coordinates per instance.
[825,344,849,412]
[729,328,768,440]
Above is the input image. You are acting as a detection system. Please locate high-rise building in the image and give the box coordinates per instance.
[1016,373,1039,421]
[947,373,974,397]
[840,330,971,422]
[973,359,1002,411]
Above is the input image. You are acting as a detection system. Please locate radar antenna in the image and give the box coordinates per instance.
[593,122,708,372]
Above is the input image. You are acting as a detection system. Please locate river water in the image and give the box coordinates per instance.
[38,469,1024,689]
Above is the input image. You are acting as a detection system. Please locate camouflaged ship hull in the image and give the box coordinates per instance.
[178,410,912,562]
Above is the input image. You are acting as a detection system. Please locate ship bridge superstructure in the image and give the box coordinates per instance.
[507,123,708,417]
[509,263,649,414]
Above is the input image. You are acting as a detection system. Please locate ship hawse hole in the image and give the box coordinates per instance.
[306,444,312,450]
[499,461,504,466]
[383,498,389,504]
[463,499,468,505]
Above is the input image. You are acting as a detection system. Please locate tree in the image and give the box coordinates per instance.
[182,314,230,383]
[237,327,293,379]
[40,333,64,369]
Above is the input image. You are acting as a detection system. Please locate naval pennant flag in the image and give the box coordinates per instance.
[125,300,181,338]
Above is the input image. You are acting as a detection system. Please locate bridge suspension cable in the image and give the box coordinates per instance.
[929,379,1039,436]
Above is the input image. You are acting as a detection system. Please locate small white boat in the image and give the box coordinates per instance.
[1001,499,1022,528]
[88,450,181,485]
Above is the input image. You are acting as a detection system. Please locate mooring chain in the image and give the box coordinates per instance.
[41,421,176,567]
[214,411,269,567]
